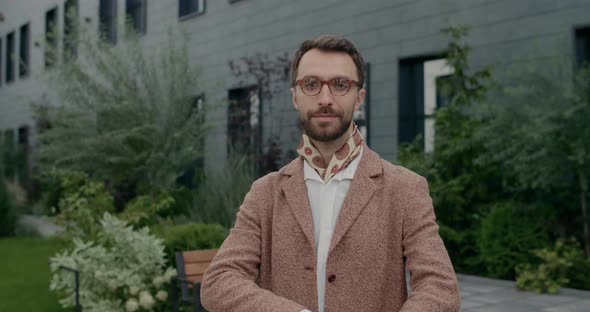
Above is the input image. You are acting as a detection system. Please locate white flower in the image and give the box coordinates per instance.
[164,268,178,282]
[129,286,140,295]
[107,280,118,291]
[156,290,168,301]
[139,291,155,310]
[125,298,139,312]
[152,276,165,288]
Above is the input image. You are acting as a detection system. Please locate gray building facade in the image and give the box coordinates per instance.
[1,0,590,179]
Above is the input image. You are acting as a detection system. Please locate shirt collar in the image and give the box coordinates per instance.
[303,147,363,184]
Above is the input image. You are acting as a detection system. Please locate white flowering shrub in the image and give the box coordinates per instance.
[50,213,177,311]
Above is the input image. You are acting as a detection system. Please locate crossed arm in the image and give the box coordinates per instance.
[200,179,308,312]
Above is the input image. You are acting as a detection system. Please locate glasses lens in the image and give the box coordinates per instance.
[302,77,321,95]
[329,78,351,95]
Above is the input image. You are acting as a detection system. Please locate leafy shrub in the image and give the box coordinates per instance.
[438,222,482,274]
[566,255,590,290]
[478,201,551,279]
[189,151,255,229]
[153,223,227,266]
[0,180,18,237]
[50,213,176,311]
[53,170,115,240]
[516,238,583,293]
[119,192,175,228]
[167,186,195,217]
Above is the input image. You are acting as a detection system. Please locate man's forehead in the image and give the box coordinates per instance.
[297,49,357,79]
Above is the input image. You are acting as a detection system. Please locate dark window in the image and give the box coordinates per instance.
[227,86,260,158]
[0,38,3,87]
[575,26,590,66]
[3,129,15,179]
[17,126,30,185]
[6,32,15,83]
[100,0,118,44]
[45,7,58,68]
[177,94,205,188]
[398,56,451,151]
[179,0,205,18]
[64,0,79,60]
[354,62,371,146]
[126,0,147,34]
[19,23,30,77]
[399,58,425,146]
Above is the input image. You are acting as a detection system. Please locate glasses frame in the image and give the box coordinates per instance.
[295,76,360,96]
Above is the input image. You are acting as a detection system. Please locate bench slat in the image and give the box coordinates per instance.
[182,249,218,263]
[184,262,211,276]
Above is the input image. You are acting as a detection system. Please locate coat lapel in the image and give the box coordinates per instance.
[329,145,383,254]
[281,157,316,252]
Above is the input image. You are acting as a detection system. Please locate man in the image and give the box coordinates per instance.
[201,35,460,312]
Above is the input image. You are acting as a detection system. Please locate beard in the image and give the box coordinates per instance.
[299,106,352,142]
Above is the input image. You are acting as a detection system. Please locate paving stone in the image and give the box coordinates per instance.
[542,299,590,312]
[468,300,541,312]
[457,274,590,312]
[461,299,488,309]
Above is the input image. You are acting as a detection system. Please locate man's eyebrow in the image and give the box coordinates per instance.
[300,75,353,80]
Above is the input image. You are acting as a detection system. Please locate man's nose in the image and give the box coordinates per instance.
[317,84,333,106]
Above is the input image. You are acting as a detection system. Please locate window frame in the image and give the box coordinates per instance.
[126,0,147,35]
[0,37,3,87]
[64,0,79,60]
[19,23,30,78]
[99,0,118,45]
[6,31,15,83]
[178,0,206,20]
[575,25,590,67]
[45,6,59,68]
[353,62,371,146]
[398,54,451,152]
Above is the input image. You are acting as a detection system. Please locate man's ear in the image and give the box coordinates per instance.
[355,88,366,111]
[291,87,299,110]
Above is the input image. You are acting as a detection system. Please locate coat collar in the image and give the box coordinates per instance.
[280,143,383,253]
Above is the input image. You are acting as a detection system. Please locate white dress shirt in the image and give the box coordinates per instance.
[300,148,363,312]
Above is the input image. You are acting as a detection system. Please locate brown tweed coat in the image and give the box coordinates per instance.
[201,145,460,312]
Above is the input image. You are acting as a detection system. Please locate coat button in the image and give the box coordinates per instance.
[304,266,314,271]
[327,274,336,283]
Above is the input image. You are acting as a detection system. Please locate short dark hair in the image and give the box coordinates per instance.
[291,35,365,88]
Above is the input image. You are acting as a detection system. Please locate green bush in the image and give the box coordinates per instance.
[516,238,583,293]
[0,180,18,237]
[153,223,227,266]
[50,213,176,311]
[567,255,590,290]
[52,170,115,240]
[119,192,175,228]
[189,151,255,229]
[478,201,551,279]
[438,222,483,274]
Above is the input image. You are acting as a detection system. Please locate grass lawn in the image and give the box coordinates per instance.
[0,237,71,312]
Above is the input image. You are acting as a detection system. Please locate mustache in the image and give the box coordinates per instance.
[306,106,341,118]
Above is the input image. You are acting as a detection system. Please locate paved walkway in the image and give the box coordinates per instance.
[458,274,590,311]
[17,214,63,237]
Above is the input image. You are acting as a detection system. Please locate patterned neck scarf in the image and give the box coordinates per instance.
[297,125,364,183]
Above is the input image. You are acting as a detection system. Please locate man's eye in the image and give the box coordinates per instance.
[332,79,349,90]
[304,80,320,88]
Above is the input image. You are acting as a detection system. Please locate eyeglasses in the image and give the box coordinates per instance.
[295,76,360,96]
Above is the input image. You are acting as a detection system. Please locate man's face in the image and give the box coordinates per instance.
[291,49,366,142]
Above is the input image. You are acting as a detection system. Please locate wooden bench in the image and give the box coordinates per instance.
[171,248,218,312]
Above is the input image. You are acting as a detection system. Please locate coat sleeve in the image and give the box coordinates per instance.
[400,176,461,312]
[200,178,308,312]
